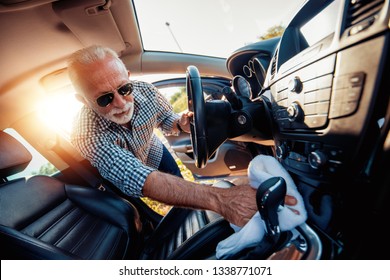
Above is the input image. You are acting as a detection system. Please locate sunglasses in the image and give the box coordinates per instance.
[96,82,134,107]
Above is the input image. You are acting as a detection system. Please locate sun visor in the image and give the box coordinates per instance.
[52,0,125,53]
[39,68,75,95]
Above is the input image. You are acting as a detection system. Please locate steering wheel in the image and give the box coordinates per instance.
[186,65,208,168]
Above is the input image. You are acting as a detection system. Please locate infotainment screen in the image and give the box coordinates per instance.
[300,0,340,47]
[277,0,342,73]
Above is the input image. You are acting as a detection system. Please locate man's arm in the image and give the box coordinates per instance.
[142,171,258,227]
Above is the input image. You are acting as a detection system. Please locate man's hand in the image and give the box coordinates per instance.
[178,111,193,133]
[215,183,298,227]
[214,185,257,227]
[232,177,298,210]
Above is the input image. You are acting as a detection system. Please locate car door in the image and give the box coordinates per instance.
[154,77,254,179]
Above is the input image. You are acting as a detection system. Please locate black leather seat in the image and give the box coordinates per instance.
[140,207,232,259]
[0,176,142,259]
[0,131,233,260]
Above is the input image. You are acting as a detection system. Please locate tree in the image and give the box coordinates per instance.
[32,162,58,176]
[170,91,182,104]
[170,87,188,113]
[258,24,285,41]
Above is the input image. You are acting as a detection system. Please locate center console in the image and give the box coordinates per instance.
[268,0,389,181]
[266,0,389,258]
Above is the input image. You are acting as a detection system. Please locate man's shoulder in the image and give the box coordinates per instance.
[71,106,108,137]
[132,80,154,88]
[132,80,157,95]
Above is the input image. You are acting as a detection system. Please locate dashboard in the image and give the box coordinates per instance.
[268,0,388,180]
[228,0,389,180]
[226,0,390,258]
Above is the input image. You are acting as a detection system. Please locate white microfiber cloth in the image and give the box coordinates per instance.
[216,154,307,259]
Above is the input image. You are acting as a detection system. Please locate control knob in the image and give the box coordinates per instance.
[288,76,302,93]
[287,102,302,122]
[276,144,288,159]
[308,150,327,169]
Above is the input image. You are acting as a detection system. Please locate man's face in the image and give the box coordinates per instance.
[78,57,135,125]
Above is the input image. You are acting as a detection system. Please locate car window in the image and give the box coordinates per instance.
[4,128,59,180]
[134,0,306,58]
[159,86,187,113]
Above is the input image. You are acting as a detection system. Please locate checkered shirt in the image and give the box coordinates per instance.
[70,80,180,197]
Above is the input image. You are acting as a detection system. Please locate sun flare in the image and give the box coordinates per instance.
[37,92,82,138]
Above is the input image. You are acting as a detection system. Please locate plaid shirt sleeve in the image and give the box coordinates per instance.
[71,108,155,197]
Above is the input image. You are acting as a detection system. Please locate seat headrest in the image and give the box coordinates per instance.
[0,131,32,178]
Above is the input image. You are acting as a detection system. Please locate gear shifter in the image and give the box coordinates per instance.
[256,177,287,243]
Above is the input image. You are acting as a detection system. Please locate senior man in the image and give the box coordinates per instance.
[68,45,297,227]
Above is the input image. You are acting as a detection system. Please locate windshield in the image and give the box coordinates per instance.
[133,0,306,58]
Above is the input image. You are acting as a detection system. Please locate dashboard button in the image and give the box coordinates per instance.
[345,87,361,102]
[285,158,314,173]
[340,101,358,116]
[331,88,345,103]
[304,101,330,115]
[308,142,322,153]
[329,103,341,118]
[326,160,343,174]
[334,72,365,89]
[349,17,375,36]
[305,115,327,128]
[349,72,365,86]
[323,145,344,161]
[288,77,302,93]
[330,101,358,118]
[332,87,361,103]
[305,88,331,104]
[303,74,332,93]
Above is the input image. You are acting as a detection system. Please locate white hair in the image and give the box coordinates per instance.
[67,45,127,94]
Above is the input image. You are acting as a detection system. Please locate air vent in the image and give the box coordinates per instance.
[270,49,279,80]
[345,0,385,36]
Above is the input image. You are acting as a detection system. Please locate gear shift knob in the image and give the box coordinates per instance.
[256,177,287,242]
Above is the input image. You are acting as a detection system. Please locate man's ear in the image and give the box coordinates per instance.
[127,70,131,78]
[75,94,87,105]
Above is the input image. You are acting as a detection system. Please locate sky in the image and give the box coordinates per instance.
[134,0,306,58]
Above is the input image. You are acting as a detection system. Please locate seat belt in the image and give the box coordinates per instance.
[51,143,105,190]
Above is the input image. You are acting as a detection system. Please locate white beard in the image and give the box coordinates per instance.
[103,102,134,125]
